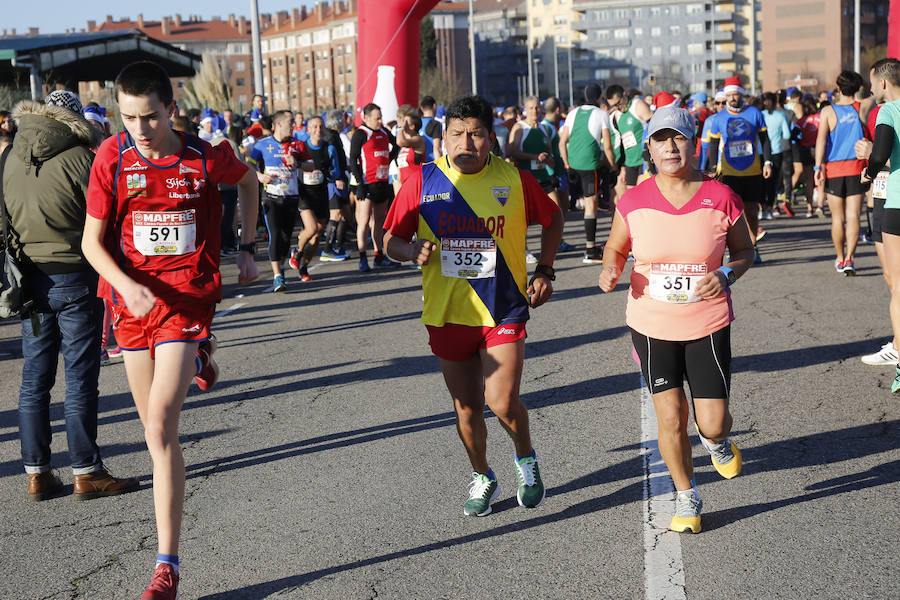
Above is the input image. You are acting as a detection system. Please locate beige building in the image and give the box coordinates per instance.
[760,0,889,93]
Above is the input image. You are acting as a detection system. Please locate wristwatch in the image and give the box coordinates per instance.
[533,264,556,281]
[238,242,256,256]
[716,265,736,287]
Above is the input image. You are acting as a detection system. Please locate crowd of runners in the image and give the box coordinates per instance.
[2,54,899,598]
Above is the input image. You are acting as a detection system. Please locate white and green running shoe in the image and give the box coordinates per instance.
[514,454,545,508]
[891,366,900,394]
[464,472,500,517]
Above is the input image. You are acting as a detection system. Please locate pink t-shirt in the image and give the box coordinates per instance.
[618,176,744,341]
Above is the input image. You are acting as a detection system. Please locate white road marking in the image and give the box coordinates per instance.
[640,373,688,600]
[214,302,247,319]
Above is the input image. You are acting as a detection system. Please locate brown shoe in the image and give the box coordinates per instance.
[73,468,140,501]
[27,471,64,501]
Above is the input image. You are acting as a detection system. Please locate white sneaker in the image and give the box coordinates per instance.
[861,342,900,366]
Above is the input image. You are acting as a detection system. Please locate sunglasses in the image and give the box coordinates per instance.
[715,101,726,105]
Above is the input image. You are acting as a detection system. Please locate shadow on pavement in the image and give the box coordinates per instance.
[0,429,231,479]
[197,419,898,597]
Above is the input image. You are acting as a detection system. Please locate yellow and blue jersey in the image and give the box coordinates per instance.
[385,155,558,328]
[704,106,767,177]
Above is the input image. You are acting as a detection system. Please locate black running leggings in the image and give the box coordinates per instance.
[631,325,731,399]
[262,193,299,263]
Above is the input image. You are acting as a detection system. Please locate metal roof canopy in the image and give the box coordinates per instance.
[0,30,200,91]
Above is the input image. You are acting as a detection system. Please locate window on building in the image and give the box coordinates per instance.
[595,68,611,79]
[650,7,661,17]
[651,46,662,56]
[348,83,352,92]
[346,63,352,74]
[687,43,704,55]
[553,15,567,25]
[687,23,703,35]
[634,47,644,58]
[338,65,343,74]
[633,8,642,17]
[614,67,630,77]
[234,61,246,71]
[337,46,343,56]
[614,29,628,39]
[304,53,310,62]
[595,29,610,40]
[236,78,246,87]
[554,34,568,43]
[177,80,185,88]
[306,88,311,97]
[686,3,704,15]
[633,27,643,37]
[615,9,628,19]
[669,25,680,36]
[614,48,628,59]
[670,45,681,55]
[533,17,541,27]
[290,56,295,65]
[650,27,661,37]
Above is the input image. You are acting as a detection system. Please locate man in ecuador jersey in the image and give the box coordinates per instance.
[383,95,562,517]
[81,61,259,600]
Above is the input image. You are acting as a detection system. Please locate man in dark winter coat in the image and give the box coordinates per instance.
[3,90,138,501]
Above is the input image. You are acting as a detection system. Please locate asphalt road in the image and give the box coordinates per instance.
[0,211,897,599]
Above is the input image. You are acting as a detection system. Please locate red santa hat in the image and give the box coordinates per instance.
[723,76,745,95]
[652,92,678,110]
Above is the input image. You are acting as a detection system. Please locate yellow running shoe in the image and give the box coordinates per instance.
[696,425,742,479]
[710,440,742,479]
[669,489,702,533]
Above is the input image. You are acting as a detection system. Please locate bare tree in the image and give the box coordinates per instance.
[419,65,464,106]
[181,52,233,111]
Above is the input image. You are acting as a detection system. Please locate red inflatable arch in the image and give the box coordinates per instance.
[890,0,899,59]
[354,0,440,125]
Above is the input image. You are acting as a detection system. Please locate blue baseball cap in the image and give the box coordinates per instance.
[646,106,696,139]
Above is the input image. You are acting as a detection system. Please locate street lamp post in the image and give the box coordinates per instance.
[469,0,477,95]
[250,0,265,111]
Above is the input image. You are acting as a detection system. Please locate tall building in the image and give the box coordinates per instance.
[759,0,890,92]
[473,0,528,107]
[528,0,581,103]
[431,2,473,96]
[87,13,259,111]
[567,0,739,97]
[259,1,358,114]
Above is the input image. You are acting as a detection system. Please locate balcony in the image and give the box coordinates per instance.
[571,16,630,32]
[711,10,733,21]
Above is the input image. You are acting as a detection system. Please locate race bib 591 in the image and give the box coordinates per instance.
[440,238,497,279]
[132,210,197,256]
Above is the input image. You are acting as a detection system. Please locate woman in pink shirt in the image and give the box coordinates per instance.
[598,106,755,534]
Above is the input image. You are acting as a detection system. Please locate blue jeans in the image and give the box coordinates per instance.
[18,269,103,474]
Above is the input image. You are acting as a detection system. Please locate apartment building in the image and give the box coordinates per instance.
[87,13,259,110]
[260,1,357,113]
[431,2,473,95]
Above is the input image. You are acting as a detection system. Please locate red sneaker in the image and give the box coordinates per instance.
[780,201,794,217]
[142,563,179,600]
[194,347,219,391]
[288,250,300,271]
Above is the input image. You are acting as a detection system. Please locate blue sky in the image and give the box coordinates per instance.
[8,1,318,35]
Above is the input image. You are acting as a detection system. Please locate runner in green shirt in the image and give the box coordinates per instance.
[507,96,555,263]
